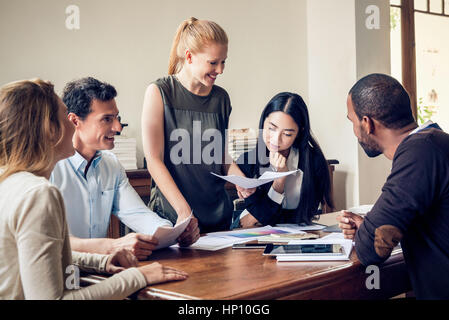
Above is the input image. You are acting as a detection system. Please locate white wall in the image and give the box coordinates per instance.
[0,0,309,168]
[307,0,359,210]
[0,0,394,210]
[307,0,392,209]
[354,0,392,205]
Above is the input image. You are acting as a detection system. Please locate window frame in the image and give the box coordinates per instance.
[391,0,449,120]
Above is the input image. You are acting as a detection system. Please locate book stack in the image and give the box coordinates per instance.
[111,136,138,170]
[228,128,257,161]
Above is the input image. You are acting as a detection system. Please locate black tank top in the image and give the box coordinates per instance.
[148,75,233,233]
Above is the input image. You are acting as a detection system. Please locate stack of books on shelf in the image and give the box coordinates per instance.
[228,128,257,161]
[111,136,137,170]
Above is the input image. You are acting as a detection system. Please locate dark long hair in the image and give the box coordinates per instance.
[256,92,333,224]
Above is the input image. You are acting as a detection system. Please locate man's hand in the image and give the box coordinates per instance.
[111,233,159,260]
[236,185,256,199]
[105,248,139,274]
[336,210,364,240]
[177,217,200,247]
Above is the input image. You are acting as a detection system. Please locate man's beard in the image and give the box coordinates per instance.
[359,132,382,158]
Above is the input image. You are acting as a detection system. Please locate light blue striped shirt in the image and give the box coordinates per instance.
[50,151,172,238]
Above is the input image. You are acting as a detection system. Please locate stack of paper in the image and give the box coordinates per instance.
[181,236,240,251]
[176,225,303,251]
[228,128,257,161]
[257,232,319,243]
[111,136,137,170]
[276,233,353,262]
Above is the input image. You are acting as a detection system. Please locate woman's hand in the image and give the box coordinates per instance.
[226,162,256,199]
[177,217,200,247]
[239,213,262,229]
[138,262,188,285]
[269,151,288,193]
[175,202,193,225]
[269,152,288,172]
[236,185,256,199]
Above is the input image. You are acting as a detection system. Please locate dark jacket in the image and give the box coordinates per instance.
[355,127,449,299]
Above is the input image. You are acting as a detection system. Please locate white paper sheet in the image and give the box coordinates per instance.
[347,204,374,216]
[210,170,300,188]
[175,236,243,251]
[319,232,348,241]
[153,213,192,250]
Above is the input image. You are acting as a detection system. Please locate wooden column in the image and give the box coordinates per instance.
[401,0,418,119]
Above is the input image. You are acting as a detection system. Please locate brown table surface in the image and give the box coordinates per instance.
[83,212,411,300]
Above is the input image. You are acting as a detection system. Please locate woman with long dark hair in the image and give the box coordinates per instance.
[232,92,333,228]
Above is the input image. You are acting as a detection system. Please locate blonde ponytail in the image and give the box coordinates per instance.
[168,17,228,75]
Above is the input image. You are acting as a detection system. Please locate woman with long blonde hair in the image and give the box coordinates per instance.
[142,17,242,233]
[0,79,187,299]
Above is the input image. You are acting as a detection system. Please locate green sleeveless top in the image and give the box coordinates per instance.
[149,76,233,233]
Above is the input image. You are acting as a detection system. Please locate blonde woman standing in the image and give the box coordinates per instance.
[142,17,240,233]
[0,79,187,299]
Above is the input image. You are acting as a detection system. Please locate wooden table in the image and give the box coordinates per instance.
[88,212,411,300]
[135,246,408,300]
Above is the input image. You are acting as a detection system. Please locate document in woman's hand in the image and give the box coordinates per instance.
[210,170,300,188]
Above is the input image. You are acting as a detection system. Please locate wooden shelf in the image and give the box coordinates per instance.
[126,169,151,197]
